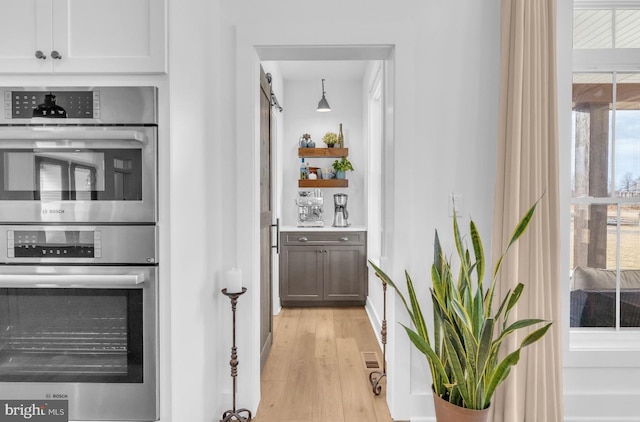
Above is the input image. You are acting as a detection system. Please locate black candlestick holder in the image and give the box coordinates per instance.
[221,288,252,422]
[369,276,387,395]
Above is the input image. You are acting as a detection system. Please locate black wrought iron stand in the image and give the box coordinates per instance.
[221,288,252,422]
[369,276,387,395]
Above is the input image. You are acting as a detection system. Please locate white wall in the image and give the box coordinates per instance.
[181,1,640,420]
[280,78,365,227]
[0,1,501,421]
[167,1,226,422]
[220,0,500,419]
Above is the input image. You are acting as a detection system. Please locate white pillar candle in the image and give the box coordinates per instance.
[225,268,243,293]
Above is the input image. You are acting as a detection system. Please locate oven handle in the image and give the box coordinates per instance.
[0,128,146,142]
[0,273,146,287]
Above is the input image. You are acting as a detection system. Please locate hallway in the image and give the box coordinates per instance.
[254,307,393,422]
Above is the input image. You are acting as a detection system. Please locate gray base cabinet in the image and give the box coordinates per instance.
[280,231,367,306]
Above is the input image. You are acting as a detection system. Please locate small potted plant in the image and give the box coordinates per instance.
[322,132,339,148]
[332,157,354,179]
[369,200,551,422]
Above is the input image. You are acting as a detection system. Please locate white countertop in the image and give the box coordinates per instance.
[280,225,367,232]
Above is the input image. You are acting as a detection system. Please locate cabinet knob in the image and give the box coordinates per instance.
[51,50,62,60]
[298,237,308,242]
[35,50,47,60]
[339,237,349,242]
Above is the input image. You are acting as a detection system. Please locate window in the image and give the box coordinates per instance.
[574,9,640,49]
[571,4,640,333]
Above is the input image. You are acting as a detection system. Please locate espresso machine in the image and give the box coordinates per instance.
[296,190,324,227]
[333,193,350,227]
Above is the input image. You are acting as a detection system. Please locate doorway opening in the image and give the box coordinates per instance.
[254,45,395,415]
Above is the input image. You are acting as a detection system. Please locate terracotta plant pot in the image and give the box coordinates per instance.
[433,393,489,422]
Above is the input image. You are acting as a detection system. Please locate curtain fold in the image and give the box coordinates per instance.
[490,0,563,421]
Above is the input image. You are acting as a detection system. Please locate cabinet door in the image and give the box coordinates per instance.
[51,0,166,73]
[280,246,323,304]
[0,0,53,72]
[323,246,366,302]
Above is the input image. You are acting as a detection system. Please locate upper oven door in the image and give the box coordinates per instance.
[0,126,157,223]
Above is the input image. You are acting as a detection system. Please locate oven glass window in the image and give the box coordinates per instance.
[0,288,143,383]
[0,149,142,201]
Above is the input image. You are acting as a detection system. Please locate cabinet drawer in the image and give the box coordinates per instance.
[282,231,366,246]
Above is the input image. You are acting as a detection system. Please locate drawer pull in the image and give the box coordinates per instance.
[339,237,349,242]
[298,237,308,242]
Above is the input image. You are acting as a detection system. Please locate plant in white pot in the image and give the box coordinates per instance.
[332,157,354,179]
[369,201,552,422]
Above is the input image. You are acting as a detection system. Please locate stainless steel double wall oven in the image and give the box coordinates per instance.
[0,87,159,421]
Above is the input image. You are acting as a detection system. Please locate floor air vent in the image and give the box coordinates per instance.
[361,351,380,369]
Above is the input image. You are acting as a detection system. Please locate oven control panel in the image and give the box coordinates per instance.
[0,225,155,264]
[4,90,99,119]
[7,230,101,259]
[0,86,157,125]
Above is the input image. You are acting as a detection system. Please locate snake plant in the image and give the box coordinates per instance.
[369,201,552,410]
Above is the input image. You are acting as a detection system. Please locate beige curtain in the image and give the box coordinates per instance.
[490,0,563,421]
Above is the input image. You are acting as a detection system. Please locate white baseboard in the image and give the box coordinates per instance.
[365,297,383,348]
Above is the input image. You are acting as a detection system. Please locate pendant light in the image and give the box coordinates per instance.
[317,78,331,112]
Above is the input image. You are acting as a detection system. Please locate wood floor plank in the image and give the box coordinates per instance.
[370,376,394,422]
[313,358,345,422]
[279,308,317,420]
[261,308,300,382]
[314,308,337,359]
[280,352,317,420]
[352,316,381,350]
[256,307,393,422]
[336,337,379,421]
[252,380,286,422]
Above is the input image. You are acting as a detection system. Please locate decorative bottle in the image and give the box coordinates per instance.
[300,158,307,180]
[338,123,344,148]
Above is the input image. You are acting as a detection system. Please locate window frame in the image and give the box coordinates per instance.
[570,0,640,351]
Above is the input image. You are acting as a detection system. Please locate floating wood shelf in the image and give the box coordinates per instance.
[299,179,349,188]
[298,148,348,158]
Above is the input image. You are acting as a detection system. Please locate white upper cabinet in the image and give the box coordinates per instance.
[0,1,53,72]
[0,0,166,73]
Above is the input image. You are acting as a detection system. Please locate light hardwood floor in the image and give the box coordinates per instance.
[254,307,393,422]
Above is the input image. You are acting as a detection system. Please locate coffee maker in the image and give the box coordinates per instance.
[332,193,349,227]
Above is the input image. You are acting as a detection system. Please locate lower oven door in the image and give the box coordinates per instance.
[0,266,158,421]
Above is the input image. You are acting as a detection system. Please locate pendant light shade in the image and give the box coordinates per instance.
[317,78,331,112]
